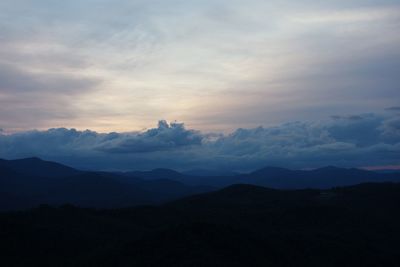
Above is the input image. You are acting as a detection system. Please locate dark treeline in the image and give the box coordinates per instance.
[1,182,400,266]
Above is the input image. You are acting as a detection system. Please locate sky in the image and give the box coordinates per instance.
[0,0,399,170]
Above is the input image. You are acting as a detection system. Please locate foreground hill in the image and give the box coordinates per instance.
[1,182,399,266]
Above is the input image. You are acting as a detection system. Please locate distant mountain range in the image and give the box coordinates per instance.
[1,157,400,211]
[121,164,400,188]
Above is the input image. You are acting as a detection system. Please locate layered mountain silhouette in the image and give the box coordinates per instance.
[1,157,400,211]
[1,157,400,266]
[122,164,400,188]
[0,158,212,210]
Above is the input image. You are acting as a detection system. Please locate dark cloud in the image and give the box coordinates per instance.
[386,106,400,111]
[0,114,399,171]
[97,120,203,153]
[331,115,364,121]
[380,116,400,142]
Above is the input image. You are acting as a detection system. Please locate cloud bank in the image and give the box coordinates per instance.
[1,112,399,171]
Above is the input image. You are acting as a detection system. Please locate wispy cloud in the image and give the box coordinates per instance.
[0,0,399,132]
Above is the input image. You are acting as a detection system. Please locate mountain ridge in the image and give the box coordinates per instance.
[1,157,400,211]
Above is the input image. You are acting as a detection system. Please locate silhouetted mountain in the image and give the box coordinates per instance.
[189,166,400,189]
[0,157,81,178]
[182,169,240,177]
[0,158,214,211]
[125,168,181,179]
[374,169,400,174]
[1,182,399,266]
[123,165,400,189]
[1,157,400,211]
[122,168,234,187]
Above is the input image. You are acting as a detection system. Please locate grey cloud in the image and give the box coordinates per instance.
[0,113,399,171]
[97,120,203,153]
[380,116,400,141]
[386,106,400,111]
[0,63,100,94]
[0,62,101,130]
[0,120,202,158]
[331,115,364,121]
[324,114,383,146]
[209,113,400,169]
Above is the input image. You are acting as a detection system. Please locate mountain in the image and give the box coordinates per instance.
[0,157,81,178]
[182,166,400,189]
[240,166,400,189]
[1,182,399,266]
[182,169,240,177]
[123,165,400,189]
[124,168,186,181]
[0,158,214,211]
[1,157,400,211]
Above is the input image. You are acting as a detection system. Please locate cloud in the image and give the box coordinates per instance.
[0,113,399,171]
[204,113,399,169]
[386,106,400,111]
[0,63,99,94]
[0,62,101,131]
[380,116,400,141]
[1,1,400,132]
[97,120,203,153]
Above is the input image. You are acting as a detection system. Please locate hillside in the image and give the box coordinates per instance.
[1,182,399,266]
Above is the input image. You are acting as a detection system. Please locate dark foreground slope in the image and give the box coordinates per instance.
[1,183,400,267]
